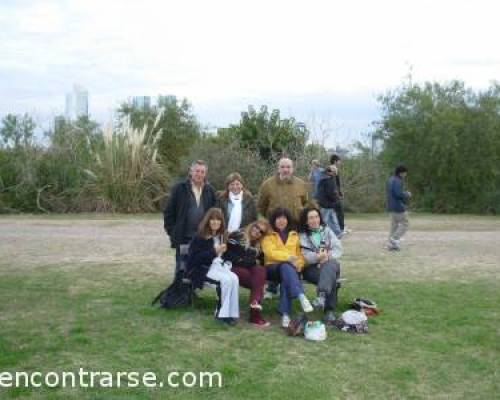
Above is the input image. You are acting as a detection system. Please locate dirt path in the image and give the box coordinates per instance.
[1,214,499,282]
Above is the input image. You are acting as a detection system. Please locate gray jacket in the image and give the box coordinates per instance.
[299,226,342,265]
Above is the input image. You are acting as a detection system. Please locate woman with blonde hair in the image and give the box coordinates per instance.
[224,220,271,327]
[217,172,258,233]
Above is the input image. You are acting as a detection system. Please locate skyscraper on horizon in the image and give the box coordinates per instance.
[65,85,88,121]
[132,96,151,110]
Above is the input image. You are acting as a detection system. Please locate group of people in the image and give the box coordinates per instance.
[163,156,411,329]
[164,158,343,329]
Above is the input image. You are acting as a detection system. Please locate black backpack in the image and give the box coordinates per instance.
[151,276,194,309]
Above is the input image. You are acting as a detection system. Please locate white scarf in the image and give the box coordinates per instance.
[227,192,243,233]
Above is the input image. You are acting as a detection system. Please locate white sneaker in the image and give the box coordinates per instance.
[389,237,401,250]
[299,295,314,313]
[281,314,291,328]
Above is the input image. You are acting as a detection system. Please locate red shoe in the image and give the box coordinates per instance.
[249,308,271,328]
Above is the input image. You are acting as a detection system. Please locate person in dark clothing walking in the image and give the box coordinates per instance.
[386,165,411,251]
[164,160,217,277]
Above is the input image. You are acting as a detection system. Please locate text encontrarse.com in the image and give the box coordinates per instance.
[0,369,222,389]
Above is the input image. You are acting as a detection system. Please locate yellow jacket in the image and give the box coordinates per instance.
[261,230,305,271]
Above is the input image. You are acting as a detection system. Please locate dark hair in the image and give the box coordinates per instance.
[197,207,225,239]
[269,207,294,231]
[330,154,341,164]
[394,165,408,176]
[299,207,325,233]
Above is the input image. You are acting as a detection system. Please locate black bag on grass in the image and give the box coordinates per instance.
[151,276,193,309]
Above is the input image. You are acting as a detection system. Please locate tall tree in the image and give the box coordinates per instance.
[376,80,500,213]
[117,96,200,174]
[217,105,308,162]
[0,113,36,148]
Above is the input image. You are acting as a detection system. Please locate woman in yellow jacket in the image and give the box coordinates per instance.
[261,207,313,328]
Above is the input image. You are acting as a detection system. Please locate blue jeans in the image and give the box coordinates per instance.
[320,207,342,237]
[266,262,304,315]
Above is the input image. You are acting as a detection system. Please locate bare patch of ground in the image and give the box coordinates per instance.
[0,214,499,283]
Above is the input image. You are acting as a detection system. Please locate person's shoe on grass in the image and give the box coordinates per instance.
[298,293,313,313]
[281,314,291,328]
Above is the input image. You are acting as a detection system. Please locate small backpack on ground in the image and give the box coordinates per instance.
[151,275,194,309]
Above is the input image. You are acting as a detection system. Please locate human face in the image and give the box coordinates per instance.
[278,159,294,180]
[228,180,243,195]
[190,164,207,186]
[274,216,289,231]
[250,223,265,240]
[209,218,222,234]
[307,210,321,229]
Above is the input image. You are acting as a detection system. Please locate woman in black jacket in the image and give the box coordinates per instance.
[186,208,239,325]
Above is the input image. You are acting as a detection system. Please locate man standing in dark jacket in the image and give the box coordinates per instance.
[386,165,411,251]
[164,160,217,276]
[330,154,347,234]
[317,166,343,237]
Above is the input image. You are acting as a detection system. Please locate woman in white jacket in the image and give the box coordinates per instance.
[298,207,342,324]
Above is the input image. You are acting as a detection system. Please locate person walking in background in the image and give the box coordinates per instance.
[308,159,324,200]
[316,165,343,238]
[164,160,217,278]
[386,165,411,251]
[217,172,257,233]
[330,154,348,235]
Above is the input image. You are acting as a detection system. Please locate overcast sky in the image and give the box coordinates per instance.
[1,0,498,147]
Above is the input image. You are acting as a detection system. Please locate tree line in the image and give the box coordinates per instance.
[1,80,499,214]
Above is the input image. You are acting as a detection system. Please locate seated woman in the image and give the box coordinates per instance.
[224,220,271,328]
[217,172,258,233]
[298,206,342,324]
[260,207,313,328]
[186,207,239,325]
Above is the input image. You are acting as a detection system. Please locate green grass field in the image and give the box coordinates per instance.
[0,214,499,399]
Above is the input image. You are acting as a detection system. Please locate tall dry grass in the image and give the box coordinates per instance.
[79,116,169,212]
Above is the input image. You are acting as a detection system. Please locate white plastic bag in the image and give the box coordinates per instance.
[304,321,327,341]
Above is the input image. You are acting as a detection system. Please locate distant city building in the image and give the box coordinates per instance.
[158,95,177,106]
[65,85,88,121]
[132,96,151,110]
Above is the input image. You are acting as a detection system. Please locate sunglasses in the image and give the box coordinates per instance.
[253,225,265,234]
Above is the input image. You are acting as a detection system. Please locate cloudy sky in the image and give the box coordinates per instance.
[1,0,498,147]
